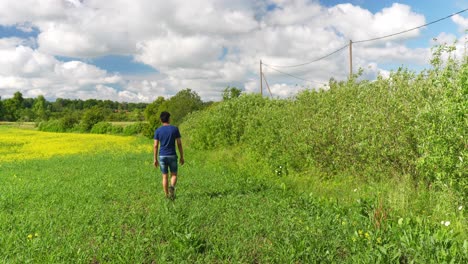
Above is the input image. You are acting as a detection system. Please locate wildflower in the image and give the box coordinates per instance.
[377,237,382,244]
[27,234,33,240]
[365,232,370,239]
[458,206,463,211]
[353,189,357,192]
[352,237,357,242]
[35,233,39,237]
[358,230,363,237]
[444,221,450,226]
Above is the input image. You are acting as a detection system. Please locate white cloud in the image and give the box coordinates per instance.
[452,14,468,33]
[0,0,67,25]
[135,34,224,69]
[0,0,463,102]
[0,41,122,100]
[327,3,425,42]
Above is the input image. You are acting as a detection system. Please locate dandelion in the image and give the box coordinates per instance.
[365,232,370,239]
[27,234,33,240]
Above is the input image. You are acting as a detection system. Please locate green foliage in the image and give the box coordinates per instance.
[1,92,24,121]
[37,114,80,133]
[182,47,467,193]
[32,95,48,121]
[79,107,108,132]
[90,122,114,134]
[0,97,3,120]
[166,89,204,126]
[110,125,124,134]
[37,119,67,132]
[222,86,242,101]
[0,94,147,122]
[144,96,166,131]
[59,113,80,131]
[182,94,268,149]
[414,47,467,195]
[123,122,151,136]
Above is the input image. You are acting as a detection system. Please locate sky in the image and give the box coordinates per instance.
[0,0,467,102]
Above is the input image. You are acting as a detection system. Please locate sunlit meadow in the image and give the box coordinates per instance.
[0,126,148,163]
[0,125,466,263]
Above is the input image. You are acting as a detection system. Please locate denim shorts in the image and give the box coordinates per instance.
[159,155,178,174]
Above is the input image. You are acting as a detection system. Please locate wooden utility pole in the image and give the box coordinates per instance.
[349,40,353,79]
[260,60,263,96]
[262,72,273,98]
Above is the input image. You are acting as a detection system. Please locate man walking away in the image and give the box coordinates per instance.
[153,111,184,199]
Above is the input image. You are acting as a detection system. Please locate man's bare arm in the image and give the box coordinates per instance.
[153,139,159,167]
[176,138,184,165]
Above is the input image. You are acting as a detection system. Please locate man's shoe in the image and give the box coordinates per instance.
[169,186,175,200]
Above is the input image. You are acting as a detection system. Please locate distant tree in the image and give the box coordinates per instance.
[222,86,242,101]
[83,99,99,109]
[80,107,108,132]
[0,96,4,120]
[166,89,204,125]
[12,91,24,108]
[2,92,24,121]
[33,95,48,121]
[144,96,166,130]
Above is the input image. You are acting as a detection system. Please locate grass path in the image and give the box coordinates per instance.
[0,147,354,263]
[1,136,466,263]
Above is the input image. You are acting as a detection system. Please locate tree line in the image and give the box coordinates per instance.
[0,87,241,136]
[0,91,148,122]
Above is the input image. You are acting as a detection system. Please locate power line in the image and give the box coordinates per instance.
[262,8,468,68]
[354,8,468,43]
[259,7,468,89]
[263,64,327,85]
[262,43,349,68]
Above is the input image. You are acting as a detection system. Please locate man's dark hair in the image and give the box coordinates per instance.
[160,111,171,123]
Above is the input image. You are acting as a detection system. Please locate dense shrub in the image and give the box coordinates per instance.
[80,107,107,132]
[90,122,113,134]
[38,115,80,132]
[110,125,124,134]
[59,114,80,131]
[182,48,467,193]
[182,94,268,149]
[38,119,66,132]
[414,49,467,194]
[123,122,151,136]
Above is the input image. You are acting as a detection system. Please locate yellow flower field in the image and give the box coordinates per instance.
[0,127,150,163]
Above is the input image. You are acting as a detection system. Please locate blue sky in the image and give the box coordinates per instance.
[0,0,466,102]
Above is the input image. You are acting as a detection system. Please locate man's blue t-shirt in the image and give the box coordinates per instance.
[154,125,181,156]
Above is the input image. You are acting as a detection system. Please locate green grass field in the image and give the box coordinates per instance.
[0,126,466,263]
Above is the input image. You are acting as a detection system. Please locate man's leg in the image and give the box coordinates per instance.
[168,173,177,199]
[171,173,177,187]
[162,173,169,197]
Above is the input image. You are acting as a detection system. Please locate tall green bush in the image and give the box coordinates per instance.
[90,122,113,134]
[182,47,466,193]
